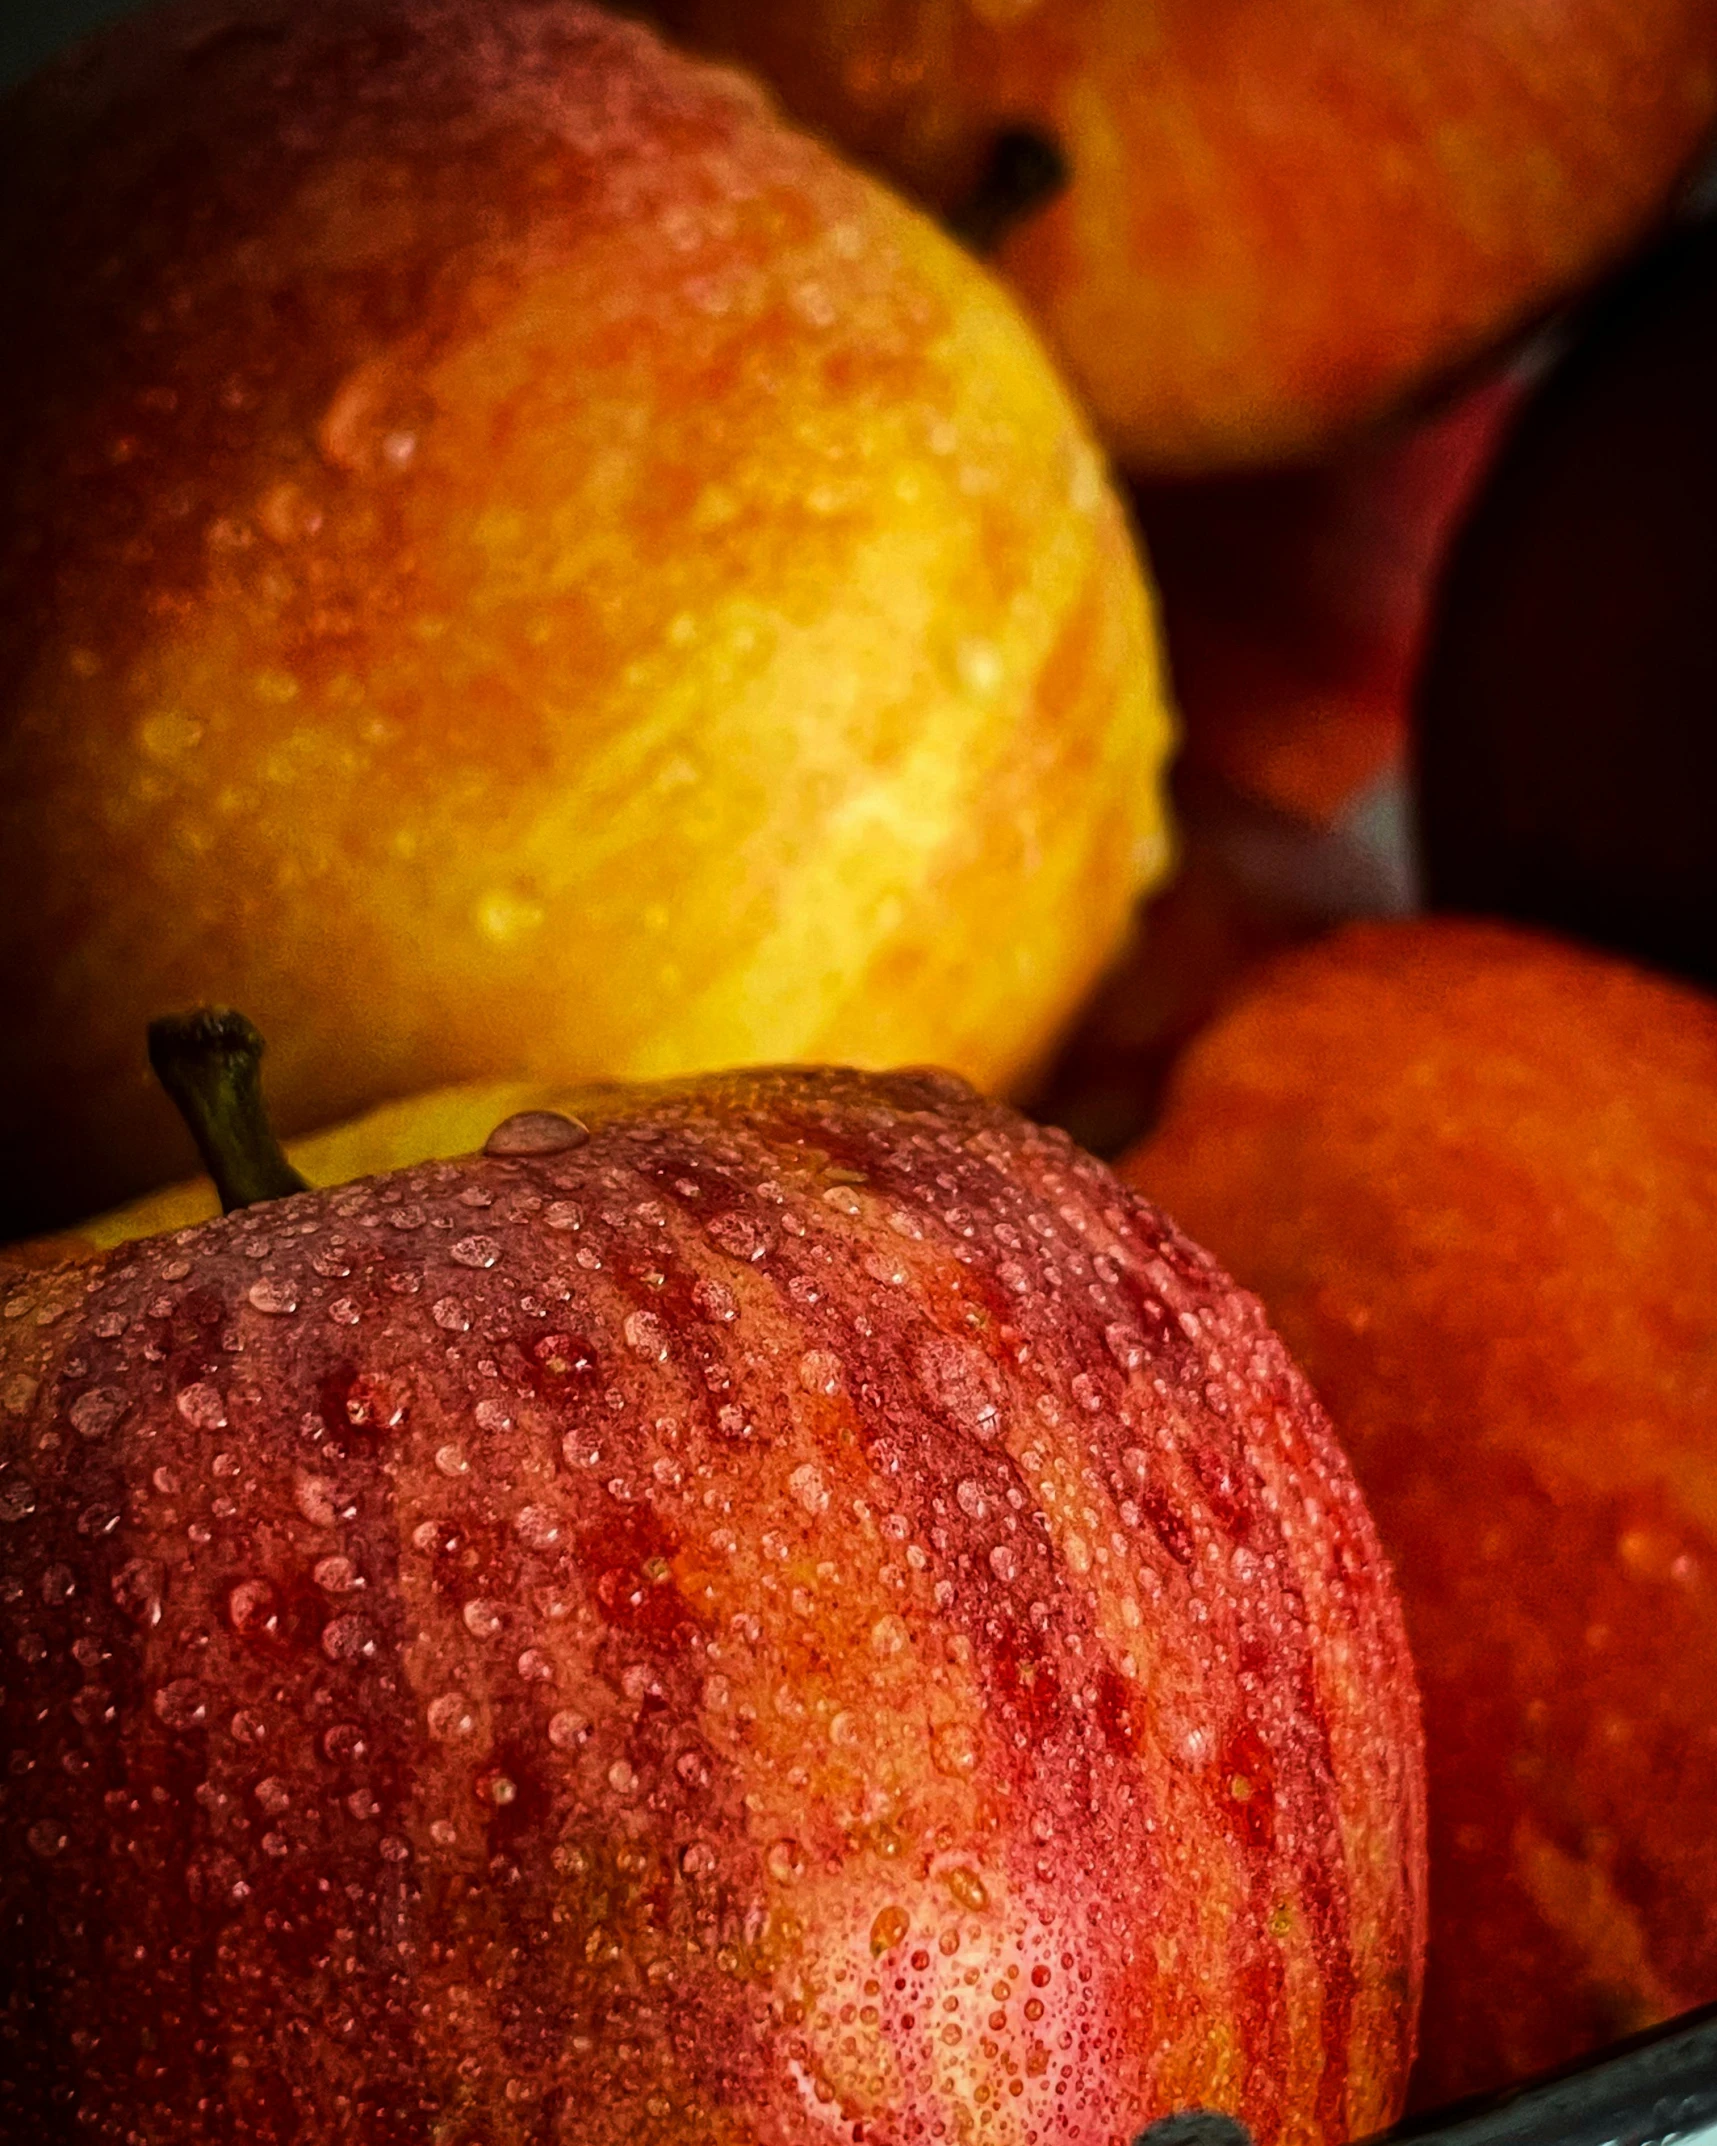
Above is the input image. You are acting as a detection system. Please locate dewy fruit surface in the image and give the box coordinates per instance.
[0,1068,1422,2143]
[0,0,1171,1237]
[1125,921,1717,2102]
[643,0,1717,470]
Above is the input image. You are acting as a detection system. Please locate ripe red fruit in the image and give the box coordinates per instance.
[1124,921,1717,2102]
[0,1066,1423,2142]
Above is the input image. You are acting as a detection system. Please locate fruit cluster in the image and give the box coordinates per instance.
[2,3,1713,2141]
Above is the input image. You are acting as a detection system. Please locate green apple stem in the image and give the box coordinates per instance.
[948,127,1068,256]
[146,1007,310,1214]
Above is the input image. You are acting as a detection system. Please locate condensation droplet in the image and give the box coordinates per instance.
[947,1867,989,1911]
[153,1678,208,1731]
[463,1598,504,1639]
[247,1277,299,1316]
[789,1463,830,1516]
[989,1543,1018,1583]
[547,1710,587,1750]
[798,1350,842,1396]
[705,1211,771,1263]
[767,1837,807,1884]
[175,1382,227,1431]
[432,1296,470,1333]
[450,1236,501,1270]
[427,1691,477,1741]
[68,1387,126,1440]
[870,1904,910,1954]
[484,1111,588,1158]
[112,1557,165,1627]
[322,1722,368,1764]
[320,1614,372,1662]
[434,1444,469,1478]
[623,1310,667,1362]
[932,1721,981,1776]
[513,1504,561,1550]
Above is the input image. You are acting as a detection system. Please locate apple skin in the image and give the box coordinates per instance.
[0,1065,1423,2143]
[0,0,1172,1240]
[1123,921,1717,2103]
[637,0,1717,472]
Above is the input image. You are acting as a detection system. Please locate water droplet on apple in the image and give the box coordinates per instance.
[798,1350,843,1396]
[947,1867,989,1911]
[516,1647,553,1682]
[313,1554,362,1594]
[434,1444,469,1478]
[295,1473,349,1526]
[915,1336,1003,1441]
[427,1691,477,1741]
[450,1235,502,1270]
[175,1381,227,1430]
[153,1678,208,1731]
[690,1275,736,1323]
[547,1709,587,1750]
[789,1462,830,1515]
[870,1904,910,1954]
[870,1613,909,1657]
[956,1478,988,1520]
[0,1480,36,1523]
[247,1277,299,1315]
[513,1504,561,1550]
[432,1296,470,1334]
[322,1722,368,1764]
[623,1310,668,1362]
[321,1614,373,1662]
[463,1598,503,1638]
[680,1840,717,1878]
[27,1820,68,1859]
[989,1543,1018,1583]
[254,1776,291,1815]
[932,1721,980,1776]
[767,1837,806,1883]
[705,1211,772,1262]
[67,1386,126,1440]
[484,1111,589,1157]
[111,1558,165,1626]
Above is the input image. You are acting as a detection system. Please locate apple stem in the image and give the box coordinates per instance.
[146,1008,310,1214]
[948,127,1068,256]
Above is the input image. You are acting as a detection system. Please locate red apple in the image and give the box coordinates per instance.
[1123,920,1717,2104]
[636,0,1717,470]
[0,1052,1423,2141]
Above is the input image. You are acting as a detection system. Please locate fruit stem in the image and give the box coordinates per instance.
[948,127,1068,255]
[147,1008,310,1214]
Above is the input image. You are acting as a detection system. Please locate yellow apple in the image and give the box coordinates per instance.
[0,0,1172,1237]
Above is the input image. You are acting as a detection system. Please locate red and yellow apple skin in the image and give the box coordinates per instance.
[0,0,1172,1240]
[1124,922,1717,2103]
[642,0,1717,472]
[0,1067,1423,2143]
